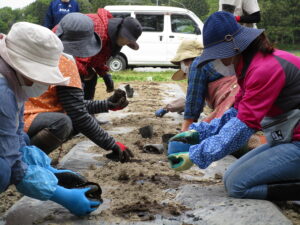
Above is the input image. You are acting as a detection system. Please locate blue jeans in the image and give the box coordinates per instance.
[0,157,11,193]
[224,142,300,199]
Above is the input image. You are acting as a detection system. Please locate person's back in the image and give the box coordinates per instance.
[44,0,80,29]
[219,0,260,27]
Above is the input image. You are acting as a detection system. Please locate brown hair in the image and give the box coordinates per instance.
[239,32,274,79]
[242,32,274,57]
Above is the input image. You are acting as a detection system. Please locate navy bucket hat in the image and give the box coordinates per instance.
[197,11,264,67]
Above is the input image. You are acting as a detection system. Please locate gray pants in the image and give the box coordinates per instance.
[27,112,73,152]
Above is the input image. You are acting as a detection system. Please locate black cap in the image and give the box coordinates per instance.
[119,17,142,50]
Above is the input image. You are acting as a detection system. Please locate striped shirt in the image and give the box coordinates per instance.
[56,86,118,151]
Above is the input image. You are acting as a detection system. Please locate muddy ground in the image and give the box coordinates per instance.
[1,81,300,224]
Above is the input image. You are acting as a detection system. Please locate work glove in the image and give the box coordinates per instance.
[50,185,102,217]
[168,152,194,172]
[167,141,193,171]
[155,108,168,117]
[106,142,134,163]
[170,130,200,145]
[107,89,129,111]
[102,73,114,93]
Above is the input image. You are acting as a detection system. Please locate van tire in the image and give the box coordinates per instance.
[108,55,127,71]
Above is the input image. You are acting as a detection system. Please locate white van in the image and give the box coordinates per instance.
[104,5,204,71]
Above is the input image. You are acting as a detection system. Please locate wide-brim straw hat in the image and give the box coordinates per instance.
[56,13,102,58]
[171,39,203,81]
[197,11,264,67]
[0,22,69,85]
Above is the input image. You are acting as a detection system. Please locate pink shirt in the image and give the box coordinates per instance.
[234,50,300,140]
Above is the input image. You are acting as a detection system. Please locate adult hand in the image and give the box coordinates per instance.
[168,152,193,171]
[103,73,114,93]
[106,142,134,163]
[170,130,200,145]
[181,119,194,132]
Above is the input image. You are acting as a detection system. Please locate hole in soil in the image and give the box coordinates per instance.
[112,201,188,221]
[116,170,183,189]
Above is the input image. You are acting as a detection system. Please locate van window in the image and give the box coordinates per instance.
[111,13,131,18]
[136,14,164,32]
[171,14,199,34]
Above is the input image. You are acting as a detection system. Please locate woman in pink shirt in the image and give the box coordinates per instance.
[168,11,300,200]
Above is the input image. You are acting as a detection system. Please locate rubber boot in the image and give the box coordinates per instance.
[30,128,63,154]
[267,182,300,200]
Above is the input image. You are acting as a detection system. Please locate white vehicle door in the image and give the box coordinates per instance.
[166,13,203,62]
[123,13,168,65]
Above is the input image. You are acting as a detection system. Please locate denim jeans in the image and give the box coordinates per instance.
[0,157,11,193]
[27,112,73,142]
[224,142,300,199]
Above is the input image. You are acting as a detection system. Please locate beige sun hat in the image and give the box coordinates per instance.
[0,22,69,85]
[171,39,204,81]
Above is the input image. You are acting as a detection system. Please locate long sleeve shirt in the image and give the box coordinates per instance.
[189,49,300,169]
[56,86,118,151]
[184,60,223,121]
[44,0,80,29]
[0,64,27,186]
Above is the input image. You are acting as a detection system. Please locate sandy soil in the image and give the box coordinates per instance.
[1,81,300,224]
[84,82,198,222]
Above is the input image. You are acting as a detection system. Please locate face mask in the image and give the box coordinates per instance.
[22,83,49,98]
[212,59,235,76]
[180,61,189,75]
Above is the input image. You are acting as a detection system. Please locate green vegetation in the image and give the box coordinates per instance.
[107,70,175,82]
[1,0,300,47]
[291,51,300,57]
[0,0,208,33]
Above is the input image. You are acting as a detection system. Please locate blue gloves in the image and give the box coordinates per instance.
[155,108,168,117]
[47,166,75,174]
[16,145,102,216]
[50,186,101,216]
[167,141,194,171]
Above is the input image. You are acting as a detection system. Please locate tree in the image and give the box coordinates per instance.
[77,0,94,13]
[22,0,51,25]
[151,0,209,20]
[259,0,300,45]
[0,7,19,33]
